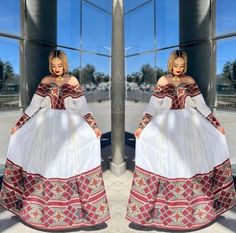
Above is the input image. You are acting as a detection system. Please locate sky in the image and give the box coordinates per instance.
[0,0,236,76]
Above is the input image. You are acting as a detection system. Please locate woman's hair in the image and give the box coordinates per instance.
[48,50,69,74]
[167,50,188,74]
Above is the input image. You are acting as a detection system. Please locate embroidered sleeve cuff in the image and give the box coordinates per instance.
[138,113,153,129]
[83,113,98,129]
[15,113,30,129]
[206,113,221,128]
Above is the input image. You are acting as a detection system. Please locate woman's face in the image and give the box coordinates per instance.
[172,57,185,76]
[51,58,64,76]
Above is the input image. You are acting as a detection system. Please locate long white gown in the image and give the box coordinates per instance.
[126,82,236,230]
[0,82,110,230]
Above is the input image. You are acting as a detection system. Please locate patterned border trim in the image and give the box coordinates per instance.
[0,159,110,230]
[83,113,98,129]
[15,113,30,129]
[207,113,221,128]
[153,83,200,99]
[126,159,236,230]
[36,83,84,99]
[138,113,153,130]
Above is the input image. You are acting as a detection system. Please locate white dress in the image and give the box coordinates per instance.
[0,82,110,230]
[126,82,236,230]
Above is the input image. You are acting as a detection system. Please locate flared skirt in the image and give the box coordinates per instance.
[0,108,110,230]
[126,108,236,230]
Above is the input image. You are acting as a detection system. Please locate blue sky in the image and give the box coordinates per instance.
[0,0,236,76]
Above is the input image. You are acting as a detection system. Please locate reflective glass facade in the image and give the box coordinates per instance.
[216,0,236,109]
[0,0,112,114]
[0,0,20,109]
[0,0,236,114]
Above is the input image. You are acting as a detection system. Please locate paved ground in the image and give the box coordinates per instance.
[0,100,236,232]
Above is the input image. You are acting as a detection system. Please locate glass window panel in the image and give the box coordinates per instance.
[81,53,110,99]
[125,53,155,133]
[87,0,112,13]
[156,0,179,48]
[81,53,111,132]
[124,0,150,13]
[0,37,20,109]
[216,37,236,109]
[82,2,112,55]
[216,0,236,35]
[57,0,81,48]
[126,53,155,101]
[0,0,20,35]
[125,1,154,55]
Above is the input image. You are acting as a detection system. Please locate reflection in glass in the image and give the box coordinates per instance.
[216,0,236,36]
[57,0,81,48]
[216,37,236,109]
[124,0,150,13]
[125,1,154,55]
[82,1,111,54]
[81,53,110,102]
[126,53,155,103]
[81,53,111,132]
[156,0,179,48]
[0,0,20,35]
[0,37,20,109]
[87,0,112,13]
[125,53,155,134]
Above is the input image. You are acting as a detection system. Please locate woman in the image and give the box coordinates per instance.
[0,50,110,230]
[126,50,236,230]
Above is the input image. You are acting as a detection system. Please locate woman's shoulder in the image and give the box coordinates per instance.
[67,76,80,86]
[182,75,196,85]
[156,75,169,86]
[40,75,53,85]
[182,75,200,95]
[40,75,80,86]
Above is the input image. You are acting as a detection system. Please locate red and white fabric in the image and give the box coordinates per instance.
[0,82,110,230]
[126,83,236,230]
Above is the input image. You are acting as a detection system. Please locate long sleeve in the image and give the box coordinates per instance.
[73,88,98,130]
[191,90,221,128]
[138,90,163,130]
[15,93,45,129]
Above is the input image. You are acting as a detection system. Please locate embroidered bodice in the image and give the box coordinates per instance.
[15,83,98,129]
[138,83,221,129]
[36,83,83,110]
[153,83,200,110]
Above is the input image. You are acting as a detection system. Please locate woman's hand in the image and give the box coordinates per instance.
[134,128,143,138]
[11,126,18,135]
[218,125,225,135]
[94,128,102,138]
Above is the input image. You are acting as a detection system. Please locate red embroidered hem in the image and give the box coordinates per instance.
[0,159,110,230]
[126,159,236,230]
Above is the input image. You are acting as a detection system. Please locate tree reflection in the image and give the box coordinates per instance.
[217,60,236,109]
[0,60,19,109]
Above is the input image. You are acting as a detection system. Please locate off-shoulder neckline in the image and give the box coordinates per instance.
[156,83,197,88]
[39,82,80,88]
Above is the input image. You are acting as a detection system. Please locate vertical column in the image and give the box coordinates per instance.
[179,0,215,106]
[20,0,57,107]
[110,0,126,176]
